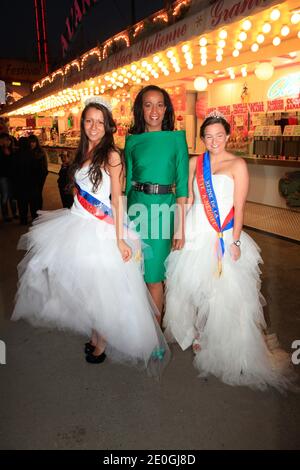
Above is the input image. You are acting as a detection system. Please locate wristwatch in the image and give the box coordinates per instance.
[233,240,241,247]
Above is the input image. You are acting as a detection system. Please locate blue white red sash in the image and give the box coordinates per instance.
[196,151,234,275]
[75,183,114,224]
[75,182,142,262]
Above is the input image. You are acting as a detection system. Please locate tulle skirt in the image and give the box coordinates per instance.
[164,207,296,391]
[12,207,170,376]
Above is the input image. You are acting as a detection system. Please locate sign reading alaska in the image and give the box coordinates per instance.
[268,73,300,100]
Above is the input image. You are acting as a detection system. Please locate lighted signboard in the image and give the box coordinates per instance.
[267,73,300,100]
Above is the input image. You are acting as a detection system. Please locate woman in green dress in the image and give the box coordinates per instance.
[125,85,189,322]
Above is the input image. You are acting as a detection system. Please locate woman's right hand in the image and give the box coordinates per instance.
[117,240,132,262]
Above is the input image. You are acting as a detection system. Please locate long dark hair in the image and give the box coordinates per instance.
[129,85,175,134]
[200,116,231,138]
[69,102,122,192]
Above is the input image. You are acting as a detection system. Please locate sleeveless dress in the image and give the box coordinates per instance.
[12,166,170,374]
[125,131,189,283]
[164,174,295,391]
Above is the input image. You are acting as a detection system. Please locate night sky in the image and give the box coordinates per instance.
[0,0,165,67]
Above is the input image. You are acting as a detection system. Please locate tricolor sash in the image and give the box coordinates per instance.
[75,183,114,224]
[75,183,142,262]
[196,151,234,275]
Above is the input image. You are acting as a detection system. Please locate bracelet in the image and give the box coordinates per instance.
[233,240,241,247]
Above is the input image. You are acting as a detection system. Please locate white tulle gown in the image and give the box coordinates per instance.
[164,174,295,391]
[12,166,170,375]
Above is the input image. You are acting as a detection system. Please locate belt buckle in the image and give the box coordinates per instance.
[154,184,159,194]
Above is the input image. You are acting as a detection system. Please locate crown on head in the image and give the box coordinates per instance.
[84,96,112,112]
[206,109,226,120]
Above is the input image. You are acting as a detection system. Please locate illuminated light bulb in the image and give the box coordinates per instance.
[167,50,174,58]
[123,78,129,84]
[145,76,150,81]
[131,64,137,71]
[232,49,239,57]
[175,67,181,73]
[112,72,117,77]
[262,23,271,34]
[270,9,280,21]
[158,61,164,67]
[182,44,189,53]
[214,70,220,74]
[219,30,227,39]
[257,34,265,44]
[235,41,243,50]
[141,61,148,68]
[154,72,159,78]
[200,46,207,54]
[251,43,259,52]
[254,62,274,80]
[239,31,247,41]
[170,56,177,63]
[281,25,290,36]
[194,76,208,91]
[121,68,127,74]
[104,75,110,81]
[126,71,132,78]
[216,55,223,62]
[208,78,213,84]
[141,72,146,78]
[291,12,300,24]
[147,64,152,71]
[136,78,141,84]
[153,55,160,63]
[230,74,235,80]
[200,59,207,66]
[298,31,300,39]
[199,37,207,47]
[242,70,247,77]
[110,78,115,83]
[273,36,281,46]
[118,75,123,81]
[289,52,297,57]
[242,20,252,31]
[136,69,142,76]
[132,75,137,81]
[112,85,117,90]
[216,48,223,56]
[164,70,170,75]
[218,39,226,48]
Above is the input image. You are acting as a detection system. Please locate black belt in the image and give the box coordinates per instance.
[132,182,174,195]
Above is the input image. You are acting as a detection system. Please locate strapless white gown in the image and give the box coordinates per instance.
[12,167,170,374]
[164,175,295,391]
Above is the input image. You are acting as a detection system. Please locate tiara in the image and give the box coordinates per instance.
[206,110,225,120]
[84,96,112,112]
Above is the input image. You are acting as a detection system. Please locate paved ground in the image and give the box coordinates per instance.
[0,173,299,450]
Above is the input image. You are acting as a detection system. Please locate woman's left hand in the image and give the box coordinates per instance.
[172,232,185,250]
[230,243,241,261]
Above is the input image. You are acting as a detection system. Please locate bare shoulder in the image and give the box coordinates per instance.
[189,155,197,168]
[227,154,248,175]
[108,149,122,167]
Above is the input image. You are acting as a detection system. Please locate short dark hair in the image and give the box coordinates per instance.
[200,116,231,138]
[129,85,175,134]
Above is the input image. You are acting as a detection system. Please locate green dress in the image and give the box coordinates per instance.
[125,130,189,283]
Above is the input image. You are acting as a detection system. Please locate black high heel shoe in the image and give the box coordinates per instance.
[84,342,96,354]
[85,350,106,364]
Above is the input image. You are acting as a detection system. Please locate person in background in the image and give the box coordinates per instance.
[57,152,74,209]
[27,134,48,219]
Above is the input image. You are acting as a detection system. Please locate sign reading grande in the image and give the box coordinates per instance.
[61,0,98,57]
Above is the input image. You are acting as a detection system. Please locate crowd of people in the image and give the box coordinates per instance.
[8,87,298,391]
[0,133,48,224]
